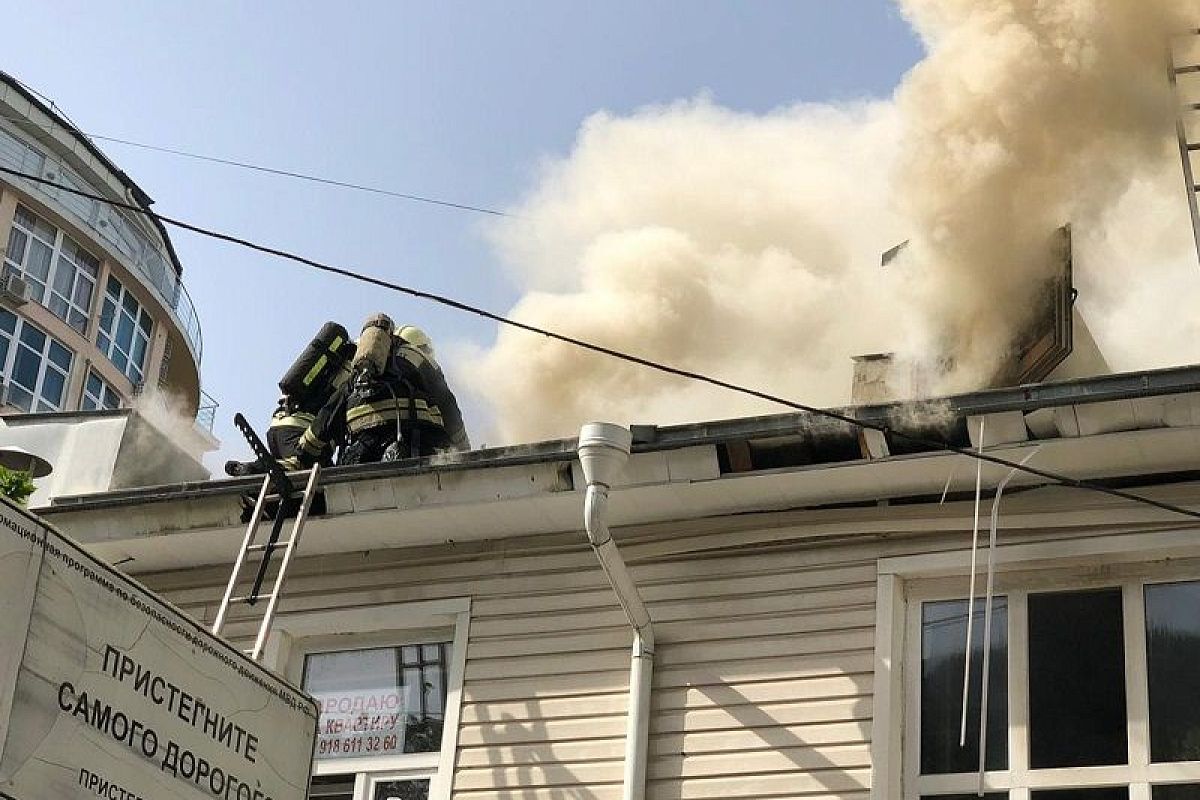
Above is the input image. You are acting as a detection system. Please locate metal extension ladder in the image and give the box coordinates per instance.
[212,413,322,661]
[1170,28,1200,266]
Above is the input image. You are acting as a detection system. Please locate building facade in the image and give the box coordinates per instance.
[40,365,1200,800]
[0,72,211,427]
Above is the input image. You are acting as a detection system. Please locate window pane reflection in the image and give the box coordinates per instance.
[1032,789,1128,800]
[303,642,450,762]
[308,774,354,800]
[1146,581,1200,762]
[373,779,430,800]
[1153,785,1200,800]
[1028,589,1127,768]
[921,598,1008,774]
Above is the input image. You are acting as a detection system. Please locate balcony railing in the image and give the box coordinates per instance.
[195,389,219,434]
[0,123,204,365]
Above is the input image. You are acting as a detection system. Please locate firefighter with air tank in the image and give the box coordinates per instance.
[224,321,357,476]
[226,313,469,476]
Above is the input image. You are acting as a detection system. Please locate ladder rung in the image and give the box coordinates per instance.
[1188,143,1200,151]
[1188,103,1200,111]
[1176,65,1200,75]
[247,539,293,553]
[1193,185,1200,192]
[212,463,321,647]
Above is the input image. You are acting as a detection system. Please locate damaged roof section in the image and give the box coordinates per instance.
[37,362,1200,509]
[33,362,1200,574]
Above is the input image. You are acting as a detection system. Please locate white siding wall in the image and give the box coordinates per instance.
[140,508,1164,800]
[143,516,881,800]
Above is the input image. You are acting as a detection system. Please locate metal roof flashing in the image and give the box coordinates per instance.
[30,363,1200,574]
[41,362,1200,515]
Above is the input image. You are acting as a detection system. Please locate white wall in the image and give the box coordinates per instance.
[0,415,127,508]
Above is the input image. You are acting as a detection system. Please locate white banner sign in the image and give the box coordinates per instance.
[312,690,406,759]
[0,498,319,800]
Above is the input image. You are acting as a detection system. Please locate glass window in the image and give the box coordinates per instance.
[371,778,430,800]
[308,774,355,800]
[1154,786,1200,800]
[1028,588,1127,768]
[303,643,449,763]
[1032,790,1129,800]
[921,598,1008,774]
[96,276,152,384]
[82,369,121,411]
[0,309,74,412]
[303,640,450,800]
[1146,581,1200,763]
[909,578,1200,800]
[4,226,26,264]
[0,127,46,175]
[3,204,98,334]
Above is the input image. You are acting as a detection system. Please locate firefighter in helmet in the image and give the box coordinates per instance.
[296,314,470,467]
[224,322,355,476]
[393,324,470,452]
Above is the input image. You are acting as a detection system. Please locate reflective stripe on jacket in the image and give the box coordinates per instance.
[299,428,327,456]
[270,411,316,430]
[345,397,444,434]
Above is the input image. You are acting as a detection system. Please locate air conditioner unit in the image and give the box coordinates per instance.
[0,273,31,308]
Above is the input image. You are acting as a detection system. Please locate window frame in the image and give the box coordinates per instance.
[96,275,153,385]
[264,598,470,800]
[872,528,1200,800]
[81,368,122,410]
[4,204,99,334]
[0,311,74,412]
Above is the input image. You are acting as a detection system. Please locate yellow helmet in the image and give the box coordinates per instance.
[397,325,435,359]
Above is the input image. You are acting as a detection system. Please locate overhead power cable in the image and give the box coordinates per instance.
[4,162,1200,521]
[86,133,514,218]
[0,112,512,218]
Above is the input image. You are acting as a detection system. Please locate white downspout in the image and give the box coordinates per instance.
[578,423,654,800]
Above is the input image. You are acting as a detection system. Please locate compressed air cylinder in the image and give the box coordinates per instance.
[278,321,356,407]
[352,313,396,377]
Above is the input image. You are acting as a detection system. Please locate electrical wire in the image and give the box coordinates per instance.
[0,111,513,218]
[959,417,986,748]
[977,447,1040,794]
[86,133,515,218]
[4,163,1200,521]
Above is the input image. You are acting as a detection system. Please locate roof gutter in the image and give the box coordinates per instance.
[577,423,653,800]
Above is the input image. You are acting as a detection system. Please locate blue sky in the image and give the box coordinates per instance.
[7,1,923,462]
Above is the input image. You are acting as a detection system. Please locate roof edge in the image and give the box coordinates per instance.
[38,362,1200,513]
[0,71,185,279]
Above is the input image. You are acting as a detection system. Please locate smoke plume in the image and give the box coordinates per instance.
[465,0,1200,445]
[132,392,211,471]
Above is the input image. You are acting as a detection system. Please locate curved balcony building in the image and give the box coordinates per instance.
[0,72,212,428]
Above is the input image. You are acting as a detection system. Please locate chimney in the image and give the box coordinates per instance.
[854,225,1109,402]
[851,354,898,405]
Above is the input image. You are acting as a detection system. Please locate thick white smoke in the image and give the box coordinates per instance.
[895,0,1200,389]
[464,0,1200,445]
